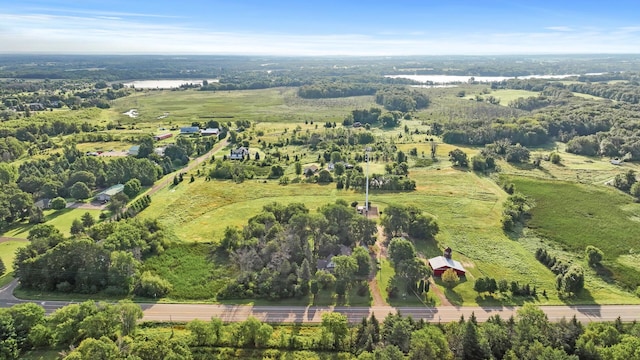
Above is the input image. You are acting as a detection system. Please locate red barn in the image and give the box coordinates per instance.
[428,256,466,277]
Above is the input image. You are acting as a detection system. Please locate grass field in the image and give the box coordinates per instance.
[505,175,640,292]
[8,86,639,306]
[0,240,28,287]
[489,89,540,105]
[109,88,377,127]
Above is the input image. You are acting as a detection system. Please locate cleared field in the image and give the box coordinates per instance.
[109,88,377,126]
[12,86,638,306]
[489,89,540,105]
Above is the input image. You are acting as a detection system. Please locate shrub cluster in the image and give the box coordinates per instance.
[501,193,532,231]
[510,281,537,297]
[118,195,151,220]
[535,248,570,275]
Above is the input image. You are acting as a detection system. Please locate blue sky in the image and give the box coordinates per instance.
[1,0,639,55]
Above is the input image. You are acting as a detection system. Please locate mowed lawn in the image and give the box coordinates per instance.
[0,240,28,287]
[4,208,105,239]
[507,176,640,292]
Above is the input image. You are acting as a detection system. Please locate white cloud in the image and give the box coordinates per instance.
[0,12,639,55]
[545,26,574,32]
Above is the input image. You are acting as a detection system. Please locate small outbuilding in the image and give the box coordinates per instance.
[428,247,466,277]
[200,128,220,136]
[96,184,125,202]
[429,256,466,277]
[154,133,173,141]
[180,126,200,135]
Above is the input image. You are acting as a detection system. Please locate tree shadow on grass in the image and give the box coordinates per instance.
[562,287,598,308]
[444,288,463,306]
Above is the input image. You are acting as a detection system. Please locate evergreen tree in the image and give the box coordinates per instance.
[462,314,488,360]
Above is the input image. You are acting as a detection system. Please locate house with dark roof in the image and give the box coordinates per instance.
[317,255,336,273]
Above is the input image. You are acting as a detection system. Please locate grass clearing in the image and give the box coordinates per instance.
[142,243,232,301]
[489,89,541,105]
[0,240,28,287]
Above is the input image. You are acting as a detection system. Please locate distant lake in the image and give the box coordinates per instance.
[123,79,219,89]
[385,74,587,83]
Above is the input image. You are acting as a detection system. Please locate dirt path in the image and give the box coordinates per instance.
[0,237,27,243]
[367,225,389,307]
[428,277,452,306]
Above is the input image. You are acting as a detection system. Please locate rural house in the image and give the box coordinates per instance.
[35,198,52,210]
[304,165,319,176]
[230,147,249,160]
[428,247,466,277]
[96,184,125,202]
[317,255,336,273]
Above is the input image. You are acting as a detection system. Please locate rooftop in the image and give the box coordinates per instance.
[98,184,125,196]
[428,256,466,273]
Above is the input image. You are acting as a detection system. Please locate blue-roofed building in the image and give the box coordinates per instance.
[180,126,200,135]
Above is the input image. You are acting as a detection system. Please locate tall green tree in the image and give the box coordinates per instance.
[388,238,416,265]
[352,246,372,277]
[409,325,453,360]
[381,205,410,238]
[349,216,378,246]
[321,312,349,350]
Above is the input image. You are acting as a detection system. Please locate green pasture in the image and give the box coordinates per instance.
[499,142,640,185]
[505,175,640,293]
[0,240,28,287]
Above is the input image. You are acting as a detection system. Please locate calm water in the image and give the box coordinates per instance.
[123,79,219,89]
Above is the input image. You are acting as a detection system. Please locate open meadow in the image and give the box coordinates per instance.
[4,83,639,306]
[104,87,639,305]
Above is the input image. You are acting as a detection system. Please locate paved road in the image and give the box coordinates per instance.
[1,280,638,323]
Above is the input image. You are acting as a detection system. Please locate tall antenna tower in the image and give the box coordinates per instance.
[365,147,371,217]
